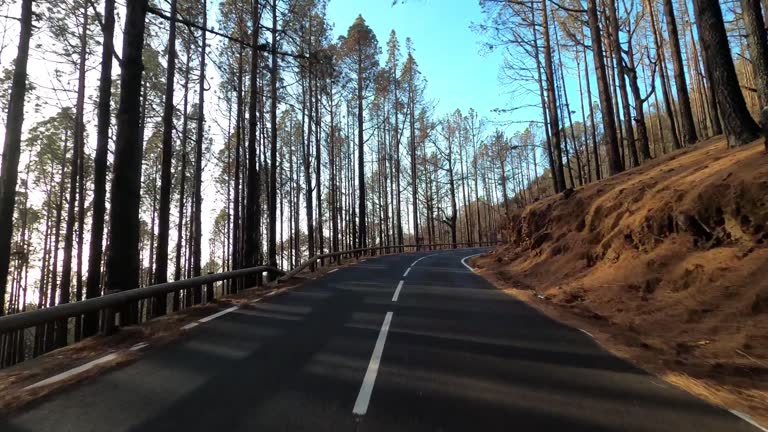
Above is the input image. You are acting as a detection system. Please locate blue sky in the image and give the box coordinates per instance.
[325,0,511,125]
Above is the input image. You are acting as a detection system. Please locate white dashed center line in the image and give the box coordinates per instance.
[392,280,404,302]
[353,312,393,416]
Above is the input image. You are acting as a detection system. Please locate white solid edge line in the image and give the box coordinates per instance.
[198,305,240,323]
[403,267,411,277]
[329,268,338,273]
[579,329,594,338]
[181,322,199,330]
[410,252,442,268]
[129,342,149,351]
[353,311,394,416]
[731,410,768,432]
[392,280,404,302]
[25,353,120,390]
[460,253,483,273]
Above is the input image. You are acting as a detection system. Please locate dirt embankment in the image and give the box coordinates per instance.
[474,137,768,424]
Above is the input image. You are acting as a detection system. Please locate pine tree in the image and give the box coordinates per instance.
[104,0,148,328]
[694,0,760,147]
[0,0,33,316]
[340,15,379,249]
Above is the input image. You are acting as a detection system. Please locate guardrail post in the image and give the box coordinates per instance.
[206,272,215,303]
[101,289,119,336]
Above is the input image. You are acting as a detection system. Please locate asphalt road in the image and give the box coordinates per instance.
[0,248,761,431]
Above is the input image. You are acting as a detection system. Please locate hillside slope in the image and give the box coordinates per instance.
[475,137,768,424]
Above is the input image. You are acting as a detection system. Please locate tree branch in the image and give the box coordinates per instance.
[146,5,308,60]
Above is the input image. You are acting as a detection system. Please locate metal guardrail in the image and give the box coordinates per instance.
[0,266,284,334]
[0,241,498,366]
[280,241,500,281]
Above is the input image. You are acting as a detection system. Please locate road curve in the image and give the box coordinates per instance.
[0,248,760,431]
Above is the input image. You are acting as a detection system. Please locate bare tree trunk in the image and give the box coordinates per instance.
[694,18,722,136]
[552,17,584,185]
[408,70,419,248]
[56,7,89,346]
[458,136,471,244]
[530,9,558,194]
[587,0,623,175]
[147,161,158,286]
[741,0,768,108]
[648,0,682,151]
[268,0,278,275]
[576,51,593,182]
[83,0,115,337]
[0,0,33,316]
[34,191,52,355]
[328,85,340,255]
[498,155,511,221]
[625,15,652,161]
[694,0,761,146]
[292,116,300,266]
[104,0,148,330]
[444,144,458,247]
[73,3,90,340]
[303,75,315,266]
[603,19,625,167]
[468,113,483,242]
[357,50,367,249]
[606,0,638,167]
[153,0,178,316]
[582,43,600,180]
[315,74,323,256]
[287,118,294,266]
[541,0,566,192]
[686,19,713,138]
[45,134,68,351]
[245,0,262,283]
[393,71,404,247]
[662,0,698,145]
[231,49,243,291]
[74,117,86,338]
[174,47,192,310]
[192,0,207,302]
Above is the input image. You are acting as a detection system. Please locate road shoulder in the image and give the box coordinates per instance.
[468,253,768,430]
[0,278,310,414]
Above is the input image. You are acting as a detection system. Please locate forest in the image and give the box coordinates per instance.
[0,0,765,368]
